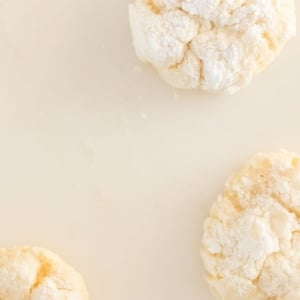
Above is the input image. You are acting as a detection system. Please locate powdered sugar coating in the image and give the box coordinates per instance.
[0,247,89,300]
[129,0,296,94]
[202,151,300,299]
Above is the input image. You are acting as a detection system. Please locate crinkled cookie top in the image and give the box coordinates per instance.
[202,151,300,299]
[0,247,89,300]
[129,0,296,94]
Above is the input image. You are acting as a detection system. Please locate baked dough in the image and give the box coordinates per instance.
[129,0,296,94]
[0,247,89,300]
[201,151,300,299]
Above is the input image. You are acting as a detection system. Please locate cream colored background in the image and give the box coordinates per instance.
[0,1,299,299]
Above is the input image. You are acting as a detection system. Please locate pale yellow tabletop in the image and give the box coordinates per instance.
[0,1,299,299]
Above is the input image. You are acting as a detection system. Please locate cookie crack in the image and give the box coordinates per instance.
[29,255,52,295]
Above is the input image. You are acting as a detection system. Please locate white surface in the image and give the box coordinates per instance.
[0,1,299,299]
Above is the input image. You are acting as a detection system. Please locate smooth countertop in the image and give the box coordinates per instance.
[0,1,299,299]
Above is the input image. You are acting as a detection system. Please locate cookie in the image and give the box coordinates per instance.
[129,0,296,94]
[0,247,89,300]
[201,151,300,299]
